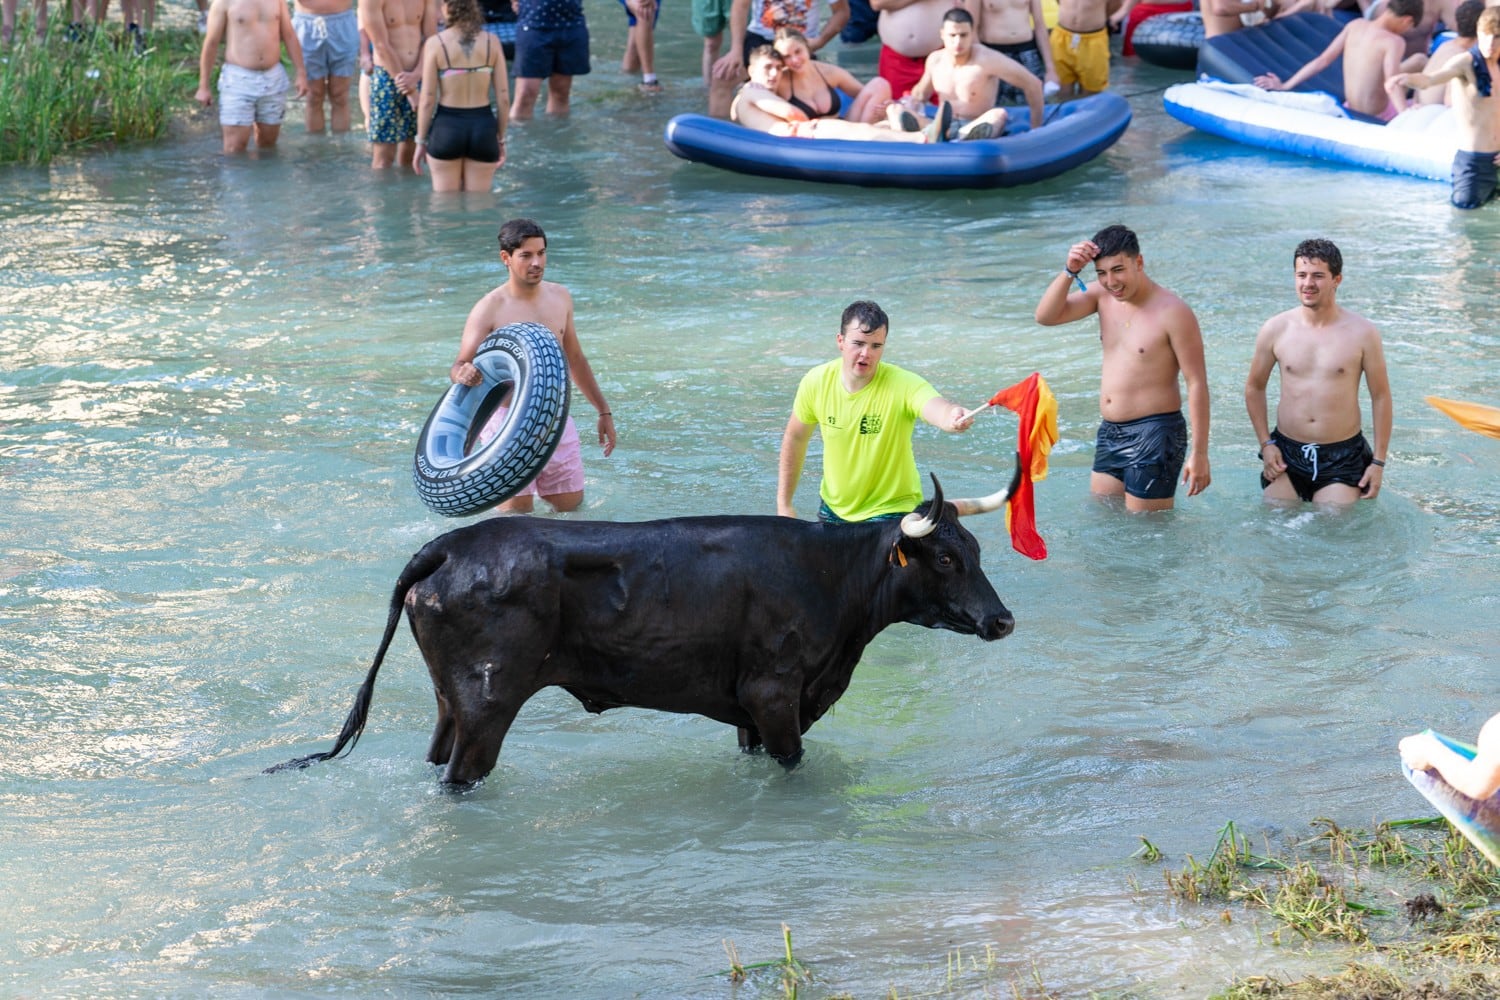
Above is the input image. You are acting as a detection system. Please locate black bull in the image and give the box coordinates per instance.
[270,464,1020,786]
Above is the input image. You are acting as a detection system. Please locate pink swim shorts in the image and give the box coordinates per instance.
[480,407,585,497]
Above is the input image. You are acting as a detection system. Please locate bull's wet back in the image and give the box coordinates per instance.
[3,22,1499,999]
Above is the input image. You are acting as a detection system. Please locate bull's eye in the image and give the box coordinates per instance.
[937,553,954,567]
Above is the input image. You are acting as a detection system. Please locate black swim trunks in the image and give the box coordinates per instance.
[1451,149,1498,211]
[1261,428,1373,501]
[1092,410,1186,500]
[982,39,1045,105]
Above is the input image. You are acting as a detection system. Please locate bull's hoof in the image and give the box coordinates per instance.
[739,744,764,756]
[436,766,486,792]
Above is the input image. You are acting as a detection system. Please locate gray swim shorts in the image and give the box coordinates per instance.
[294,8,359,80]
[217,62,290,127]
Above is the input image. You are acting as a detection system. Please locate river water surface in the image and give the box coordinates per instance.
[3,11,1500,998]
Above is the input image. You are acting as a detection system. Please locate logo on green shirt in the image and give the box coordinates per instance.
[859,414,882,435]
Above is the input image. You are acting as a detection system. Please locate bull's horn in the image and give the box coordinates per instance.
[900,474,946,538]
[951,452,1024,517]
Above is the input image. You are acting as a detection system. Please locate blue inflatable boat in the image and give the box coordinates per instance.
[1164,12,1459,181]
[662,92,1132,190]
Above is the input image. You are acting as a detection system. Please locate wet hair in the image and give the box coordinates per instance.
[1455,0,1484,37]
[445,0,484,44]
[840,300,889,337]
[1293,238,1342,276]
[1385,0,1422,22]
[748,42,783,65]
[499,218,547,254]
[1478,5,1500,35]
[1091,223,1140,260]
[942,6,974,26]
[773,27,810,49]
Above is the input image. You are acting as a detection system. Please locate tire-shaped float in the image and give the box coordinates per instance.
[1134,12,1203,70]
[412,321,570,517]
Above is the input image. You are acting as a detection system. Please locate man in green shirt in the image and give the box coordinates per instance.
[777,300,975,523]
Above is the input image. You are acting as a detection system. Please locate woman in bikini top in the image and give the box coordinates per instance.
[771,27,894,125]
[413,0,510,192]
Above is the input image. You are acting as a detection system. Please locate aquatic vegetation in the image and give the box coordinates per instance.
[0,20,200,164]
[1153,816,1500,997]
[1211,962,1500,999]
[719,924,813,998]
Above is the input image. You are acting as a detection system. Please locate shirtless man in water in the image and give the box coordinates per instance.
[1051,0,1110,94]
[1034,224,1211,512]
[975,0,1059,101]
[1244,239,1392,505]
[359,0,436,167]
[901,8,1040,139]
[872,0,949,103]
[451,219,616,514]
[1387,4,1500,209]
[196,0,308,153]
[293,0,359,133]
[1253,0,1425,120]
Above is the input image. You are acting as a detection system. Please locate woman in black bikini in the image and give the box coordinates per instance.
[772,28,893,124]
[413,0,509,192]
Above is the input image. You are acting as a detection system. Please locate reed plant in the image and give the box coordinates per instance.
[0,18,199,164]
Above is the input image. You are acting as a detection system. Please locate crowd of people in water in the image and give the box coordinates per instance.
[8,0,1492,205]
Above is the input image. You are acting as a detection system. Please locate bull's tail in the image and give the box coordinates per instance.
[264,547,449,775]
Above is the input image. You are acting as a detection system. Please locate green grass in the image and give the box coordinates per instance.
[1144,816,1500,998]
[0,18,200,164]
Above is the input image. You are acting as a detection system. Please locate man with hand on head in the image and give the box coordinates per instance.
[1034,224,1211,512]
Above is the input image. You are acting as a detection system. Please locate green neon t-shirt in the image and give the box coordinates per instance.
[792,360,940,521]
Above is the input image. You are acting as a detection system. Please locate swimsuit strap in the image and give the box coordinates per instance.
[439,33,496,77]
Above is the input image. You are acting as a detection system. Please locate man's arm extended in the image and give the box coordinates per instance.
[777,415,817,517]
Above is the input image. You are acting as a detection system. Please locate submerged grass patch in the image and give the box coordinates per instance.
[0,19,200,164]
[1145,816,1500,997]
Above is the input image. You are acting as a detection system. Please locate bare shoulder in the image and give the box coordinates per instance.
[466,283,512,324]
[1252,306,1298,348]
[540,279,574,308]
[1340,306,1383,344]
[1150,283,1199,324]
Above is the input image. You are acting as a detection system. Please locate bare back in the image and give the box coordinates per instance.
[1260,305,1381,443]
[221,0,289,70]
[1343,18,1407,116]
[1418,37,1467,103]
[878,0,949,58]
[433,29,498,108]
[1096,281,1194,422]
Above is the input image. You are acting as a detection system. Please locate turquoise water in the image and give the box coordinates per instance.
[3,10,1500,997]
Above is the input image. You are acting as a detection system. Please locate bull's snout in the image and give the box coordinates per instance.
[978,613,1015,641]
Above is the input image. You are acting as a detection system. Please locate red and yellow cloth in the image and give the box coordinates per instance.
[988,373,1057,561]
